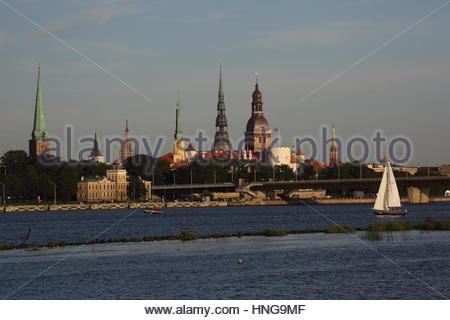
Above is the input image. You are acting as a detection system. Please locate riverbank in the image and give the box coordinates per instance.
[1,197,450,213]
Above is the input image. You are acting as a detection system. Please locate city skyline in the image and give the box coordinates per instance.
[1,0,450,164]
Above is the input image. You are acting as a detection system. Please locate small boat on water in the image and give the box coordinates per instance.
[143,209,164,215]
[373,159,408,216]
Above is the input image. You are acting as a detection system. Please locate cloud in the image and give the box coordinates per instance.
[254,21,388,49]
[23,5,136,41]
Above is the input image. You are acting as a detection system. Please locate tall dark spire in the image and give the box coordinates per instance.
[174,93,183,141]
[214,65,230,152]
[32,64,48,140]
[91,133,102,157]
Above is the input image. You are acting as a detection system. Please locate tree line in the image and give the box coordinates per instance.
[1,150,444,203]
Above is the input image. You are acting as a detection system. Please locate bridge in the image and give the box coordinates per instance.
[246,176,450,193]
[152,176,450,201]
[152,183,236,201]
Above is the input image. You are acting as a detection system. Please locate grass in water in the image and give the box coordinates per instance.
[178,231,199,241]
[362,230,384,241]
[324,225,356,234]
[414,219,450,231]
[366,221,412,232]
[262,229,288,237]
[1,219,449,251]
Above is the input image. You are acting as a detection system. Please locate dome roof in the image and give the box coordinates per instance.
[246,114,270,133]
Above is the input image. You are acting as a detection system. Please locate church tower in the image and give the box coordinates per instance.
[173,93,186,163]
[29,64,52,158]
[329,125,339,167]
[244,76,272,161]
[90,133,105,163]
[120,120,134,162]
[213,65,230,153]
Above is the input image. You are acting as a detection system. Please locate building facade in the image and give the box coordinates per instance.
[29,64,53,158]
[244,79,272,161]
[77,168,151,202]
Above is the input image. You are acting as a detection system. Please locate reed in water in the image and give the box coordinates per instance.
[1,219,449,251]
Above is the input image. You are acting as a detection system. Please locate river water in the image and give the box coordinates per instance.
[0,203,449,299]
[1,203,450,246]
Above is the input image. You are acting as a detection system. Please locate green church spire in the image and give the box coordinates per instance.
[31,64,48,140]
[174,92,183,140]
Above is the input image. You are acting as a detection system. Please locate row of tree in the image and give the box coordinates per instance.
[0,150,110,203]
[1,150,444,203]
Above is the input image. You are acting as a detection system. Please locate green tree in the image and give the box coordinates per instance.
[1,150,30,175]
[22,165,40,200]
[127,176,147,201]
[55,163,79,202]
[124,155,171,185]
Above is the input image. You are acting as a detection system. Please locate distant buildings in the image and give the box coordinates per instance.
[29,65,53,158]
[77,167,151,203]
[25,64,331,170]
[439,165,450,177]
[158,70,329,170]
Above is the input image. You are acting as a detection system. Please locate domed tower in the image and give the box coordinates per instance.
[244,78,272,160]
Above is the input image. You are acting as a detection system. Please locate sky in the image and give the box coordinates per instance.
[0,0,450,165]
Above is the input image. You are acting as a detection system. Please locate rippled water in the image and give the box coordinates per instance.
[1,203,449,299]
[1,203,450,246]
[0,231,449,299]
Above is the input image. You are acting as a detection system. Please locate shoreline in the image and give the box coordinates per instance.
[1,197,450,213]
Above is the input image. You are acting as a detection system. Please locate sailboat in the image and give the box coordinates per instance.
[373,160,408,216]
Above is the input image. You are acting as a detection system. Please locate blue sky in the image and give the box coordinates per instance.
[0,0,450,164]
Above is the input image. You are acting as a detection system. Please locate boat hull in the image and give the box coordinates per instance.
[373,208,408,216]
[143,209,163,215]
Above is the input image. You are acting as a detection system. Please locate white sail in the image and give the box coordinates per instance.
[373,160,402,210]
[386,161,401,207]
[373,164,388,210]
